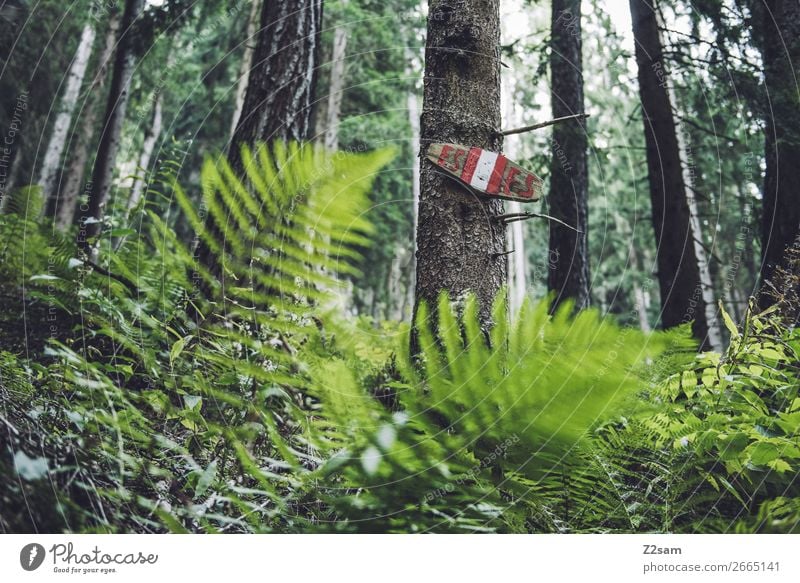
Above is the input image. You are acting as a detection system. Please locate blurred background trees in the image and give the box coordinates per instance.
[3,0,792,336]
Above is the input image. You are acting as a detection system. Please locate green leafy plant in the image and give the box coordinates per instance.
[3,142,799,535]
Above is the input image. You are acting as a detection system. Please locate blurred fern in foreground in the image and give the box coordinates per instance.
[1,143,798,534]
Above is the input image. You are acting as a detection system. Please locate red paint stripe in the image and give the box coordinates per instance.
[437,144,453,167]
[486,154,508,194]
[460,147,481,183]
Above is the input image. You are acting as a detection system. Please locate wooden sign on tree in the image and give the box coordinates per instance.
[427,143,543,202]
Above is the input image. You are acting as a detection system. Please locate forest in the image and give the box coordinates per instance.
[0,0,799,534]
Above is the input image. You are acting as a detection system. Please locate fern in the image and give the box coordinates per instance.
[4,140,799,535]
[401,293,675,475]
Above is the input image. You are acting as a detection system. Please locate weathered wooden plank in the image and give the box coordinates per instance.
[426,143,542,202]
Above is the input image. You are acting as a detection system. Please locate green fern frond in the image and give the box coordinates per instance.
[404,292,676,475]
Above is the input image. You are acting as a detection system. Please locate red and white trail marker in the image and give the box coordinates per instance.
[426,143,543,203]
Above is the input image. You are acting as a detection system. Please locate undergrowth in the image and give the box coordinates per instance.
[1,143,798,533]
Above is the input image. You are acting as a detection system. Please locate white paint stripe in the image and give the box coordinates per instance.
[469,150,498,190]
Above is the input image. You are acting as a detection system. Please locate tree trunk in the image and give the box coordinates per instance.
[547,0,589,310]
[629,246,651,332]
[127,94,163,211]
[38,22,96,208]
[324,16,348,150]
[629,0,710,346]
[55,14,121,231]
[228,0,263,142]
[413,0,506,339]
[405,88,421,320]
[504,77,527,315]
[758,0,800,307]
[508,201,527,312]
[79,0,144,247]
[681,130,722,350]
[198,0,323,279]
[228,0,323,172]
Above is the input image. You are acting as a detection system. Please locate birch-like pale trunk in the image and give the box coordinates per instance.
[681,151,723,350]
[56,14,120,231]
[503,77,527,315]
[127,95,163,211]
[628,245,652,332]
[38,22,96,207]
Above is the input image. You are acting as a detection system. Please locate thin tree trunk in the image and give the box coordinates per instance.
[55,14,121,231]
[723,280,740,323]
[80,0,144,247]
[629,246,651,332]
[413,0,506,341]
[324,14,348,150]
[629,0,710,346]
[508,201,527,312]
[547,0,589,311]
[758,0,800,306]
[504,77,527,315]
[737,187,758,292]
[38,22,96,208]
[1,153,21,207]
[229,0,263,142]
[127,94,163,211]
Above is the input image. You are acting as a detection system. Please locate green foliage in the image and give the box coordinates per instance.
[2,142,799,534]
[1,142,399,532]
[638,303,800,532]
[405,294,668,472]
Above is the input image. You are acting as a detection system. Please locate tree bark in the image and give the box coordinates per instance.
[680,129,722,350]
[413,0,506,339]
[629,0,710,346]
[403,89,420,319]
[504,77,527,315]
[547,0,589,310]
[127,94,163,211]
[323,16,348,150]
[55,14,121,231]
[79,0,144,247]
[38,21,96,208]
[229,0,263,143]
[629,245,652,332]
[228,0,323,172]
[197,0,323,280]
[758,0,800,307]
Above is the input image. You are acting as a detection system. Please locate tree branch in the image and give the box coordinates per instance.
[501,113,590,136]
[495,211,583,233]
